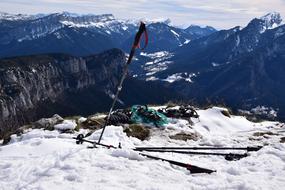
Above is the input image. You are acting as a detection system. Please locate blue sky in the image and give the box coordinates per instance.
[1,0,285,29]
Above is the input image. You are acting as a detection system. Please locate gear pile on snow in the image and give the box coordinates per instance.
[107,109,132,126]
[130,105,169,127]
[106,105,200,127]
[158,105,199,119]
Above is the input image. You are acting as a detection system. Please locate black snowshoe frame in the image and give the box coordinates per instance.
[158,105,199,119]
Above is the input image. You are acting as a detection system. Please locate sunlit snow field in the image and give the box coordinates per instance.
[0,107,285,190]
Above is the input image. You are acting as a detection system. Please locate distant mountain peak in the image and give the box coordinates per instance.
[188,25,216,30]
[59,11,81,17]
[54,12,115,21]
[140,18,171,25]
[0,12,33,21]
[260,12,282,28]
[245,12,283,33]
[185,25,217,37]
[260,12,282,22]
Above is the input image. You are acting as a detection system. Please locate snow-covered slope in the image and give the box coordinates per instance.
[1,107,284,190]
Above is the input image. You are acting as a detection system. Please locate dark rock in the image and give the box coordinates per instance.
[221,110,231,118]
[252,131,278,137]
[169,132,200,141]
[34,114,64,130]
[123,124,150,141]
[81,115,105,130]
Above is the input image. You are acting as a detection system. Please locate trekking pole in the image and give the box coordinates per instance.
[134,149,248,161]
[97,22,148,144]
[139,153,215,174]
[74,134,215,174]
[134,146,262,152]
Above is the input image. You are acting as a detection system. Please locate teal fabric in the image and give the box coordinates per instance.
[130,105,169,127]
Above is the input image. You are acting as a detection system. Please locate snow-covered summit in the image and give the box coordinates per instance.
[259,12,283,31]
[0,12,33,21]
[260,12,282,24]
[0,106,284,189]
[141,18,172,25]
[188,24,216,31]
[185,24,217,36]
[59,11,82,18]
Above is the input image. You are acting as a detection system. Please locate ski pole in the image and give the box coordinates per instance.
[97,22,148,144]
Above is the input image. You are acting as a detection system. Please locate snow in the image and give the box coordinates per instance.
[140,51,170,59]
[140,18,171,25]
[16,25,63,42]
[170,29,180,37]
[251,106,278,118]
[140,51,174,78]
[184,39,191,44]
[146,76,159,81]
[212,62,220,67]
[163,73,196,83]
[0,12,34,21]
[54,120,77,131]
[54,32,62,39]
[259,12,283,33]
[163,73,184,83]
[236,35,240,47]
[145,61,154,65]
[122,26,128,31]
[78,117,87,124]
[1,107,285,189]
[60,20,110,29]
[58,14,130,35]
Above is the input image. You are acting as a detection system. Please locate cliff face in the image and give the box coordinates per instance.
[0,48,125,136]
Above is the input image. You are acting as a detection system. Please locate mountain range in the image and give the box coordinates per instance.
[0,12,216,58]
[137,12,285,120]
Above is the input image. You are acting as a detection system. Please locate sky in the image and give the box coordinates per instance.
[1,0,285,29]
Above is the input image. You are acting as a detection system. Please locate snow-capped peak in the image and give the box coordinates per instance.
[60,11,81,18]
[55,12,115,22]
[0,12,33,21]
[260,12,283,31]
[140,18,171,25]
[260,12,282,22]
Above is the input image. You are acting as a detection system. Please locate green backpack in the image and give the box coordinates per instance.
[130,105,169,127]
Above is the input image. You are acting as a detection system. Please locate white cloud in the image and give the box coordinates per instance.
[1,0,285,29]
